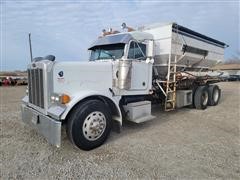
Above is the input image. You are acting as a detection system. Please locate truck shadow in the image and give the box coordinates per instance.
[106,105,193,143]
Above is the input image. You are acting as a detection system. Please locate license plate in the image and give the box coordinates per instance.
[31,113,39,124]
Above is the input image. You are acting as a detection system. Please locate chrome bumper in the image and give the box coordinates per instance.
[21,104,62,147]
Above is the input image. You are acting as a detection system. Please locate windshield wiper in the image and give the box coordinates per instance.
[102,50,115,60]
[136,56,146,60]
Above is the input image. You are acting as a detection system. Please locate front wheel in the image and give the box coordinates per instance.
[66,100,112,150]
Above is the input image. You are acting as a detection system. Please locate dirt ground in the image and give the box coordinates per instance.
[0,82,239,179]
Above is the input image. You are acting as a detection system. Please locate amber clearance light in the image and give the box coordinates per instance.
[60,94,71,104]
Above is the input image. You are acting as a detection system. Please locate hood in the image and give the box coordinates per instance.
[53,61,113,94]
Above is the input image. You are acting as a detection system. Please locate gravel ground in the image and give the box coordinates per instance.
[0,82,240,179]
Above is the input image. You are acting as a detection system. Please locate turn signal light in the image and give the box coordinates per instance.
[61,94,71,104]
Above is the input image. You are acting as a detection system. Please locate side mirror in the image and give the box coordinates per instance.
[146,40,154,59]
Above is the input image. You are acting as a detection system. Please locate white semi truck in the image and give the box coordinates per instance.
[21,22,227,150]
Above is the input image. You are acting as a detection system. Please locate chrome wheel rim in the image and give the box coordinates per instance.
[82,111,106,141]
[202,91,209,106]
[213,89,219,102]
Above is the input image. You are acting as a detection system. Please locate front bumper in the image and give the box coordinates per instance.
[21,104,62,147]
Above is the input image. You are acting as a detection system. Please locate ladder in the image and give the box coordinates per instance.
[155,54,186,111]
[164,54,177,111]
[155,24,185,111]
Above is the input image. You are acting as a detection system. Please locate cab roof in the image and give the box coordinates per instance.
[88,31,153,50]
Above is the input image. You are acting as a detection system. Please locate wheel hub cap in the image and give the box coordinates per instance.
[82,111,106,141]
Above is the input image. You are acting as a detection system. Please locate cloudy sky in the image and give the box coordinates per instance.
[1,0,239,70]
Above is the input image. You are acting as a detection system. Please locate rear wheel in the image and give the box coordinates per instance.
[66,100,112,150]
[194,86,209,110]
[208,85,221,106]
[191,86,198,108]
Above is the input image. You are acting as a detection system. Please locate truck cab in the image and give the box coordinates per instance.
[22,30,155,150]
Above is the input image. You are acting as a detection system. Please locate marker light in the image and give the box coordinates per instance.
[60,94,71,104]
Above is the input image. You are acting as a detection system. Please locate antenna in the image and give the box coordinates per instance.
[28,33,33,62]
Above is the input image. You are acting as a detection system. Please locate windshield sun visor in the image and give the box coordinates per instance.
[88,33,133,50]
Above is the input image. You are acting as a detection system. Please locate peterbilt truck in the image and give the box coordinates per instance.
[21,22,227,150]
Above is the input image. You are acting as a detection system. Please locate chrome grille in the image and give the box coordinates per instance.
[28,68,44,108]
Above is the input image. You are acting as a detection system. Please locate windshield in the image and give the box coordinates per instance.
[89,43,125,61]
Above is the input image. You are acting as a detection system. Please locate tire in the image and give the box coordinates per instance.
[208,85,221,106]
[194,86,209,110]
[191,86,198,108]
[66,100,112,150]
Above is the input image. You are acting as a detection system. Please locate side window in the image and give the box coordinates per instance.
[128,41,146,60]
[128,42,135,59]
[135,43,146,59]
[90,49,100,61]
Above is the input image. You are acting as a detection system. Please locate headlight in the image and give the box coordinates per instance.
[51,93,71,104]
[50,94,60,103]
[26,87,28,95]
[50,95,56,101]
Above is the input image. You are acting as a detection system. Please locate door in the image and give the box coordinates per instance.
[127,41,153,91]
